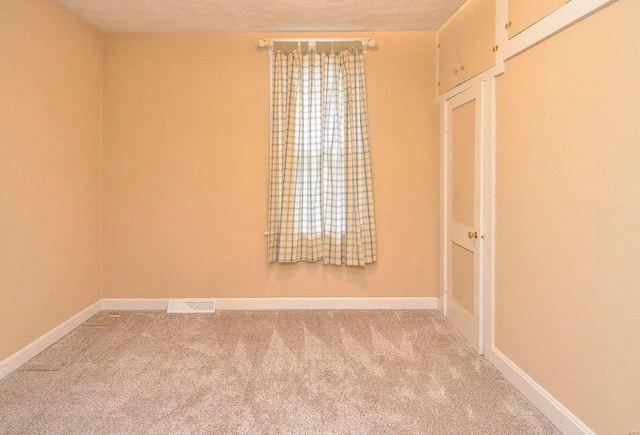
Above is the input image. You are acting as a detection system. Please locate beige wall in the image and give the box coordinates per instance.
[102,32,440,299]
[495,0,640,432]
[0,1,103,360]
[1,1,635,431]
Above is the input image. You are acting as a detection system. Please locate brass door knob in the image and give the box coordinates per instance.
[453,68,458,74]
[460,65,465,71]
[468,231,478,239]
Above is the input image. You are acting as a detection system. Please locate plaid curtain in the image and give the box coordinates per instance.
[268,47,377,266]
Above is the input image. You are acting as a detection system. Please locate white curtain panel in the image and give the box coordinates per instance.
[268,46,377,266]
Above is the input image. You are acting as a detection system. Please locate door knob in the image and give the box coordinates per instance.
[468,231,478,239]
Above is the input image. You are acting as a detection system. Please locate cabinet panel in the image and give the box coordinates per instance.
[438,15,461,95]
[461,0,496,81]
[508,0,567,38]
[438,0,496,96]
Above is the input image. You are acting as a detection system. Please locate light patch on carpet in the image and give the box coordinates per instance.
[427,372,450,404]
[340,327,385,378]
[260,330,298,375]
[450,365,462,379]
[231,339,252,377]
[371,324,403,359]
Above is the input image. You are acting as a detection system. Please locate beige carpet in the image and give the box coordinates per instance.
[0,310,561,434]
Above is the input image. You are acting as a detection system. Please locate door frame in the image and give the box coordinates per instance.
[440,80,494,355]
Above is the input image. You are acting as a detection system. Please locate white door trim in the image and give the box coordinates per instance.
[441,82,489,354]
[483,76,498,357]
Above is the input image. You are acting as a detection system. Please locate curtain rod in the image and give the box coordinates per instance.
[257,38,376,50]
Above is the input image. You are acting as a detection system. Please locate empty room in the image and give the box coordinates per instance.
[1,0,638,433]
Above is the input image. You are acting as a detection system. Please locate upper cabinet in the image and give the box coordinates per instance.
[461,0,497,81]
[437,0,612,96]
[506,0,568,38]
[438,15,461,94]
[438,0,496,95]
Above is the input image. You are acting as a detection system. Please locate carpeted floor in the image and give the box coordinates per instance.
[0,310,561,434]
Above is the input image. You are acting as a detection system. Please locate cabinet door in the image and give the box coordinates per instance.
[508,0,567,38]
[438,15,461,95]
[460,0,496,82]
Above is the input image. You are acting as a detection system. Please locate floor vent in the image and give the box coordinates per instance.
[167,300,216,314]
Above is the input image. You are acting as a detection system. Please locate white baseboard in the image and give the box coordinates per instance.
[102,297,439,311]
[1,297,437,380]
[101,298,170,311]
[0,300,102,381]
[486,346,595,435]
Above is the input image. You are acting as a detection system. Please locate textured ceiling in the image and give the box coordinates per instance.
[55,0,466,33]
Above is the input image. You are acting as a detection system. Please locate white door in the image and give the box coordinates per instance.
[444,85,484,353]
